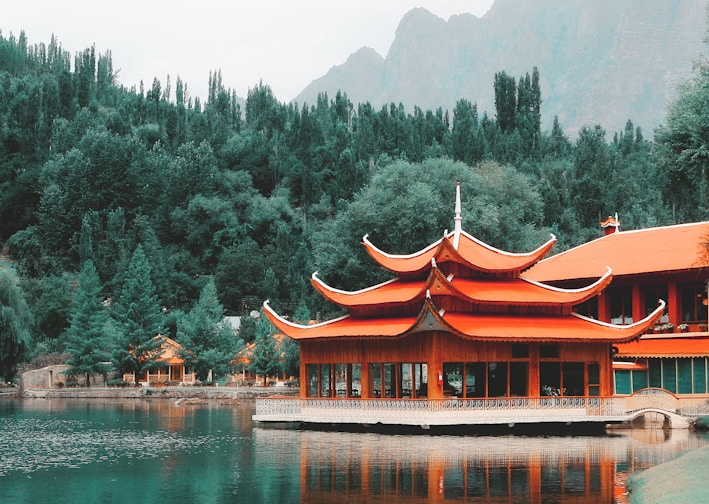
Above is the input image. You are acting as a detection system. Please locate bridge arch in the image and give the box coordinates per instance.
[624,388,691,429]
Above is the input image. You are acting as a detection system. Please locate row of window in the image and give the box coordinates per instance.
[577,282,708,324]
[305,360,601,398]
[615,358,709,395]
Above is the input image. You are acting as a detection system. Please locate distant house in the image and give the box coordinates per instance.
[122,335,196,386]
[230,334,293,385]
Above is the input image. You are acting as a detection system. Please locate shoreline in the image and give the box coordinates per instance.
[11,385,298,400]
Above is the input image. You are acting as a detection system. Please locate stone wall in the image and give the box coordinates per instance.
[22,365,109,389]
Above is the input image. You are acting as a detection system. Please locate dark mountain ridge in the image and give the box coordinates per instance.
[295,0,708,136]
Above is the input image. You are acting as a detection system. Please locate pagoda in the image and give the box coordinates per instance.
[256,184,665,428]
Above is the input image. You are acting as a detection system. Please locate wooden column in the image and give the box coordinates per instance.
[668,281,680,327]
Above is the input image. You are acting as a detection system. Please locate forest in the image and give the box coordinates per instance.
[0,30,707,383]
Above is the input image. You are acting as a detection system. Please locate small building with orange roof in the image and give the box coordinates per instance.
[122,335,196,386]
[255,184,666,429]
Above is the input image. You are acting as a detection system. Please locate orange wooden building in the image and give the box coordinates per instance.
[122,335,196,386]
[526,218,709,398]
[255,185,665,429]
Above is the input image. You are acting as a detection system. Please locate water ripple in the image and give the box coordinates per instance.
[0,417,212,476]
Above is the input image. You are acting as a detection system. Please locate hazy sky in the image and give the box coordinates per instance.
[5,1,495,103]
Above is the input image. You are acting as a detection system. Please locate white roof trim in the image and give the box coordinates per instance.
[450,230,557,258]
[521,266,612,293]
[362,233,443,259]
[311,271,398,295]
[262,300,350,329]
[571,300,666,329]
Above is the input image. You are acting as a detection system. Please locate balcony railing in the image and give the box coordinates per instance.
[254,396,629,426]
[255,390,709,427]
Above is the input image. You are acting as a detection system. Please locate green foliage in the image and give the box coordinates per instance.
[312,158,547,295]
[0,267,33,381]
[247,314,282,385]
[0,30,705,362]
[655,59,709,222]
[177,279,243,381]
[63,261,114,385]
[111,245,165,376]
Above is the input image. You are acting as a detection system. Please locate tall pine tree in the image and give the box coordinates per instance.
[177,279,242,382]
[111,245,164,379]
[64,261,113,386]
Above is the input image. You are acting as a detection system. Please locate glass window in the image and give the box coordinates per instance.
[677,359,693,394]
[465,362,486,398]
[693,358,706,394]
[510,362,528,396]
[400,363,413,398]
[383,363,395,398]
[415,363,428,398]
[540,362,561,396]
[369,363,381,397]
[648,359,662,388]
[610,287,633,324]
[563,362,585,396]
[512,344,529,358]
[540,344,559,358]
[488,362,508,397]
[320,364,332,397]
[662,359,677,393]
[615,370,631,395]
[350,363,361,397]
[334,363,347,397]
[632,370,648,392]
[443,362,463,397]
[681,283,708,323]
[306,364,318,397]
[575,295,598,319]
[644,285,669,322]
[588,363,600,385]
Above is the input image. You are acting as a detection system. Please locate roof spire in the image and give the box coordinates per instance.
[453,181,462,249]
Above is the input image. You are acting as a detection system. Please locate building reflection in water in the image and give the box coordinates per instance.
[253,426,707,504]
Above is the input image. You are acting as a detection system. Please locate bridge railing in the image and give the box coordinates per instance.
[624,388,709,417]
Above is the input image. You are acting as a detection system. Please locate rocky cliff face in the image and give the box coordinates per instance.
[295,0,708,137]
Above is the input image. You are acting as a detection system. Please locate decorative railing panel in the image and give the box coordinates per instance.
[255,396,629,424]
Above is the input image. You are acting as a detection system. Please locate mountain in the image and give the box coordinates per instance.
[295,0,708,137]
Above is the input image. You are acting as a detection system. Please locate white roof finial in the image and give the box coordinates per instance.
[453,181,462,249]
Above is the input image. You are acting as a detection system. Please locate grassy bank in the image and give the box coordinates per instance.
[627,445,709,503]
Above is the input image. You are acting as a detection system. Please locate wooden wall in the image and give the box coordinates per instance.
[300,332,613,398]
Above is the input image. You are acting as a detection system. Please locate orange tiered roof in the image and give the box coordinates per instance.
[263,299,665,343]
[363,231,557,277]
[263,184,665,344]
[311,266,613,315]
[525,221,709,282]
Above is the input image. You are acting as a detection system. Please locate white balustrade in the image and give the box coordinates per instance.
[254,395,630,424]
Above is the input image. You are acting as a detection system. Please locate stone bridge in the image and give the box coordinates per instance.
[623,388,708,429]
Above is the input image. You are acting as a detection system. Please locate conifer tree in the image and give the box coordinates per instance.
[177,279,242,382]
[64,261,113,386]
[112,245,164,378]
[248,313,281,386]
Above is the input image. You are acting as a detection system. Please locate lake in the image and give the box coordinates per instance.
[0,398,707,503]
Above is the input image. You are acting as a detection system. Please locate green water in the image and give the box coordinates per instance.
[0,399,298,503]
[1,399,708,503]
